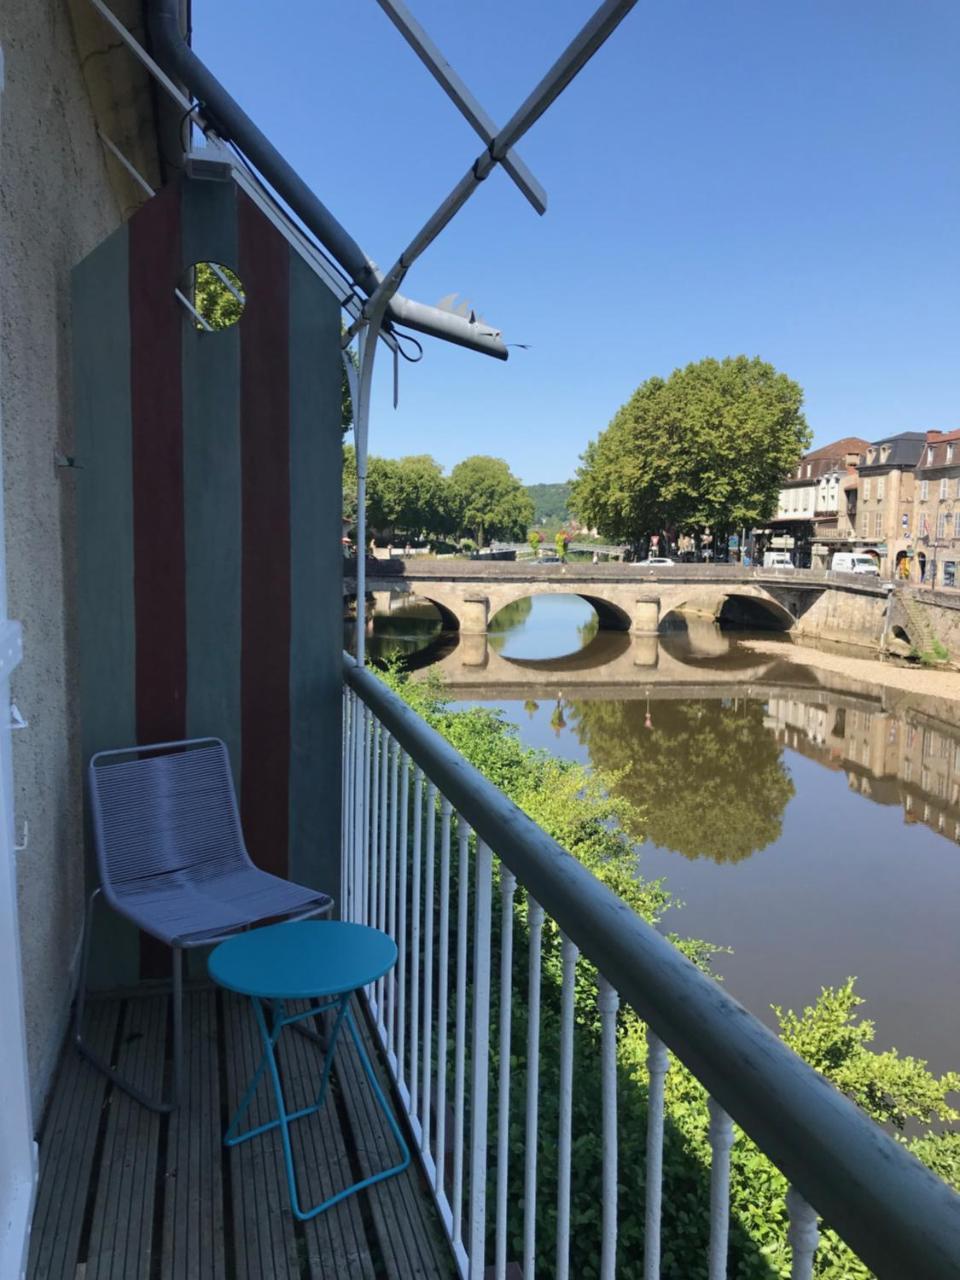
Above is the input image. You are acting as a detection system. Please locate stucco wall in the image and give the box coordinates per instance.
[0,0,121,1118]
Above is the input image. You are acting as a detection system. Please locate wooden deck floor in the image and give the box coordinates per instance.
[28,989,456,1280]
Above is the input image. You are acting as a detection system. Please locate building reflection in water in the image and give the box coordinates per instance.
[764,696,960,846]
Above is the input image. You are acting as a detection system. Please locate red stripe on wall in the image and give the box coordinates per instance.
[238,191,291,876]
[129,182,187,747]
[129,182,186,977]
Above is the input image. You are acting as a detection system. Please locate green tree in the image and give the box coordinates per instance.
[391,455,450,539]
[449,455,533,547]
[569,697,795,863]
[571,356,810,542]
[526,481,572,524]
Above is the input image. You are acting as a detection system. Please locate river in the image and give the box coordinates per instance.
[351,593,960,1078]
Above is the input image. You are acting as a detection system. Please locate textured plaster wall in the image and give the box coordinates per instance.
[0,0,120,1119]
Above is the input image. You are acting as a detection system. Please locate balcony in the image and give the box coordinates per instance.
[26,659,960,1279]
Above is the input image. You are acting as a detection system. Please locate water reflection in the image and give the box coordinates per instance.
[569,698,796,864]
[358,593,960,1072]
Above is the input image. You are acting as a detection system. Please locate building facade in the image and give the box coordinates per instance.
[768,438,867,567]
[911,429,960,588]
[855,432,925,579]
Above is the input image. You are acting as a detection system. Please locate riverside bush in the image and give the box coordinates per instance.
[377,665,960,1277]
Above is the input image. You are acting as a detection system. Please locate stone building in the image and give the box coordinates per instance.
[855,432,925,578]
[911,428,960,588]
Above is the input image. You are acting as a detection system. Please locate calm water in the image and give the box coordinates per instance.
[353,594,960,1076]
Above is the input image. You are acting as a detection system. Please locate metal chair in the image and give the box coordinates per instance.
[74,737,333,1112]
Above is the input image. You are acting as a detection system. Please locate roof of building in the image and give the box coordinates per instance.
[916,429,960,472]
[860,432,926,471]
[804,437,870,461]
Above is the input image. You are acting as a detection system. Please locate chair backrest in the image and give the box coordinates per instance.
[88,738,250,892]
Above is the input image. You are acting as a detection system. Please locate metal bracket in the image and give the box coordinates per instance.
[54,451,83,472]
[9,702,27,731]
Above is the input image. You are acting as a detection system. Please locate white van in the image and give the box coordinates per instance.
[831,552,880,576]
[763,551,794,569]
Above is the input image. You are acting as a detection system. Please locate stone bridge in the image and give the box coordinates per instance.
[355,559,892,647]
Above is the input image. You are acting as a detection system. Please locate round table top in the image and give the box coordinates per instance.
[208,921,398,1000]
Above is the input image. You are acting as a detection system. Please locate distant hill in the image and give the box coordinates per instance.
[526,481,571,525]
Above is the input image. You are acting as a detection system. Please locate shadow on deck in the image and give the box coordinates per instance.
[28,989,455,1279]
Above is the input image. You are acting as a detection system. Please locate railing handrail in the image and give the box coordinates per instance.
[343,653,960,1279]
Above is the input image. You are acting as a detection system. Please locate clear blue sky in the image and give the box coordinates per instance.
[195,1,959,485]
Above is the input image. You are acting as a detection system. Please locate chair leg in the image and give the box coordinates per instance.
[73,888,181,1113]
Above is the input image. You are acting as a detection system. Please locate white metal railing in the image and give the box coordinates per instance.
[341,656,960,1280]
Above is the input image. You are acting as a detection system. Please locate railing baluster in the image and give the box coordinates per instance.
[523,898,545,1278]
[494,869,517,1280]
[435,798,453,1202]
[707,1097,735,1280]
[360,705,372,928]
[787,1187,820,1280]
[386,737,400,1050]
[452,817,471,1249]
[598,977,620,1280]
[644,1031,669,1280]
[410,768,424,1122]
[468,839,493,1277]
[369,718,380,931]
[396,751,410,1090]
[556,934,578,1280]
[376,729,390,1019]
[421,782,438,1157]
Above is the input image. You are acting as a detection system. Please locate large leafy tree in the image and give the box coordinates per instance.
[448,455,534,547]
[571,356,810,541]
[360,453,452,540]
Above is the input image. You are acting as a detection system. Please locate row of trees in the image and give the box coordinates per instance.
[343,447,533,547]
[570,355,811,543]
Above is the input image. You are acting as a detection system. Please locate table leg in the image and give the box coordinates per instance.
[223,990,411,1221]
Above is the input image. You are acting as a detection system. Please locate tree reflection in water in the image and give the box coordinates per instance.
[568,697,795,864]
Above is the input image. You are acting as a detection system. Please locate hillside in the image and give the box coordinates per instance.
[525,481,571,525]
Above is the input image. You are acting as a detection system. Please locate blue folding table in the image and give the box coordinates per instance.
[208,919,410,1220]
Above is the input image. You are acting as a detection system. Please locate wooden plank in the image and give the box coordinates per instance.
[161,991,226,1280]
[336,1004,457,1279]
[28,1000,119,1280]
[86,996,167,1279]
[222,993,300,1279]
[277,1005,376,1279]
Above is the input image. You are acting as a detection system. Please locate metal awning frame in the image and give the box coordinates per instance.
[348,0,638,662]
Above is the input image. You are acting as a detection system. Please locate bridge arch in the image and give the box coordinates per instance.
[661,588,794,633]
[407,594,462,632]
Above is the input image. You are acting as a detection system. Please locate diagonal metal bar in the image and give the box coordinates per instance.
[346,0,638,342]
[375,0,547,215]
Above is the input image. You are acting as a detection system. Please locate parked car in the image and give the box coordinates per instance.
[637,556,675,566]
[763,551,795,569]
[831,552,880,576]
[536,554,562,564]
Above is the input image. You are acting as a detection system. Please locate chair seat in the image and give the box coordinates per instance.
[110,865,332,946]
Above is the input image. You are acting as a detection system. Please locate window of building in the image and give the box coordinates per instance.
[863,478,871,500]
[920,479,929,501]
[927,447,934,464]
[947,444,955,464]
[956,478,960,500]
[937,512,948,540]
[876,476,885,501]
[874,511,883,538]
[940,477,949,500]
[945,562,957,589]
[860,514,869,537]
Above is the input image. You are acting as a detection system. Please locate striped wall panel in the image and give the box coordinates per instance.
[73,177,343,984]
